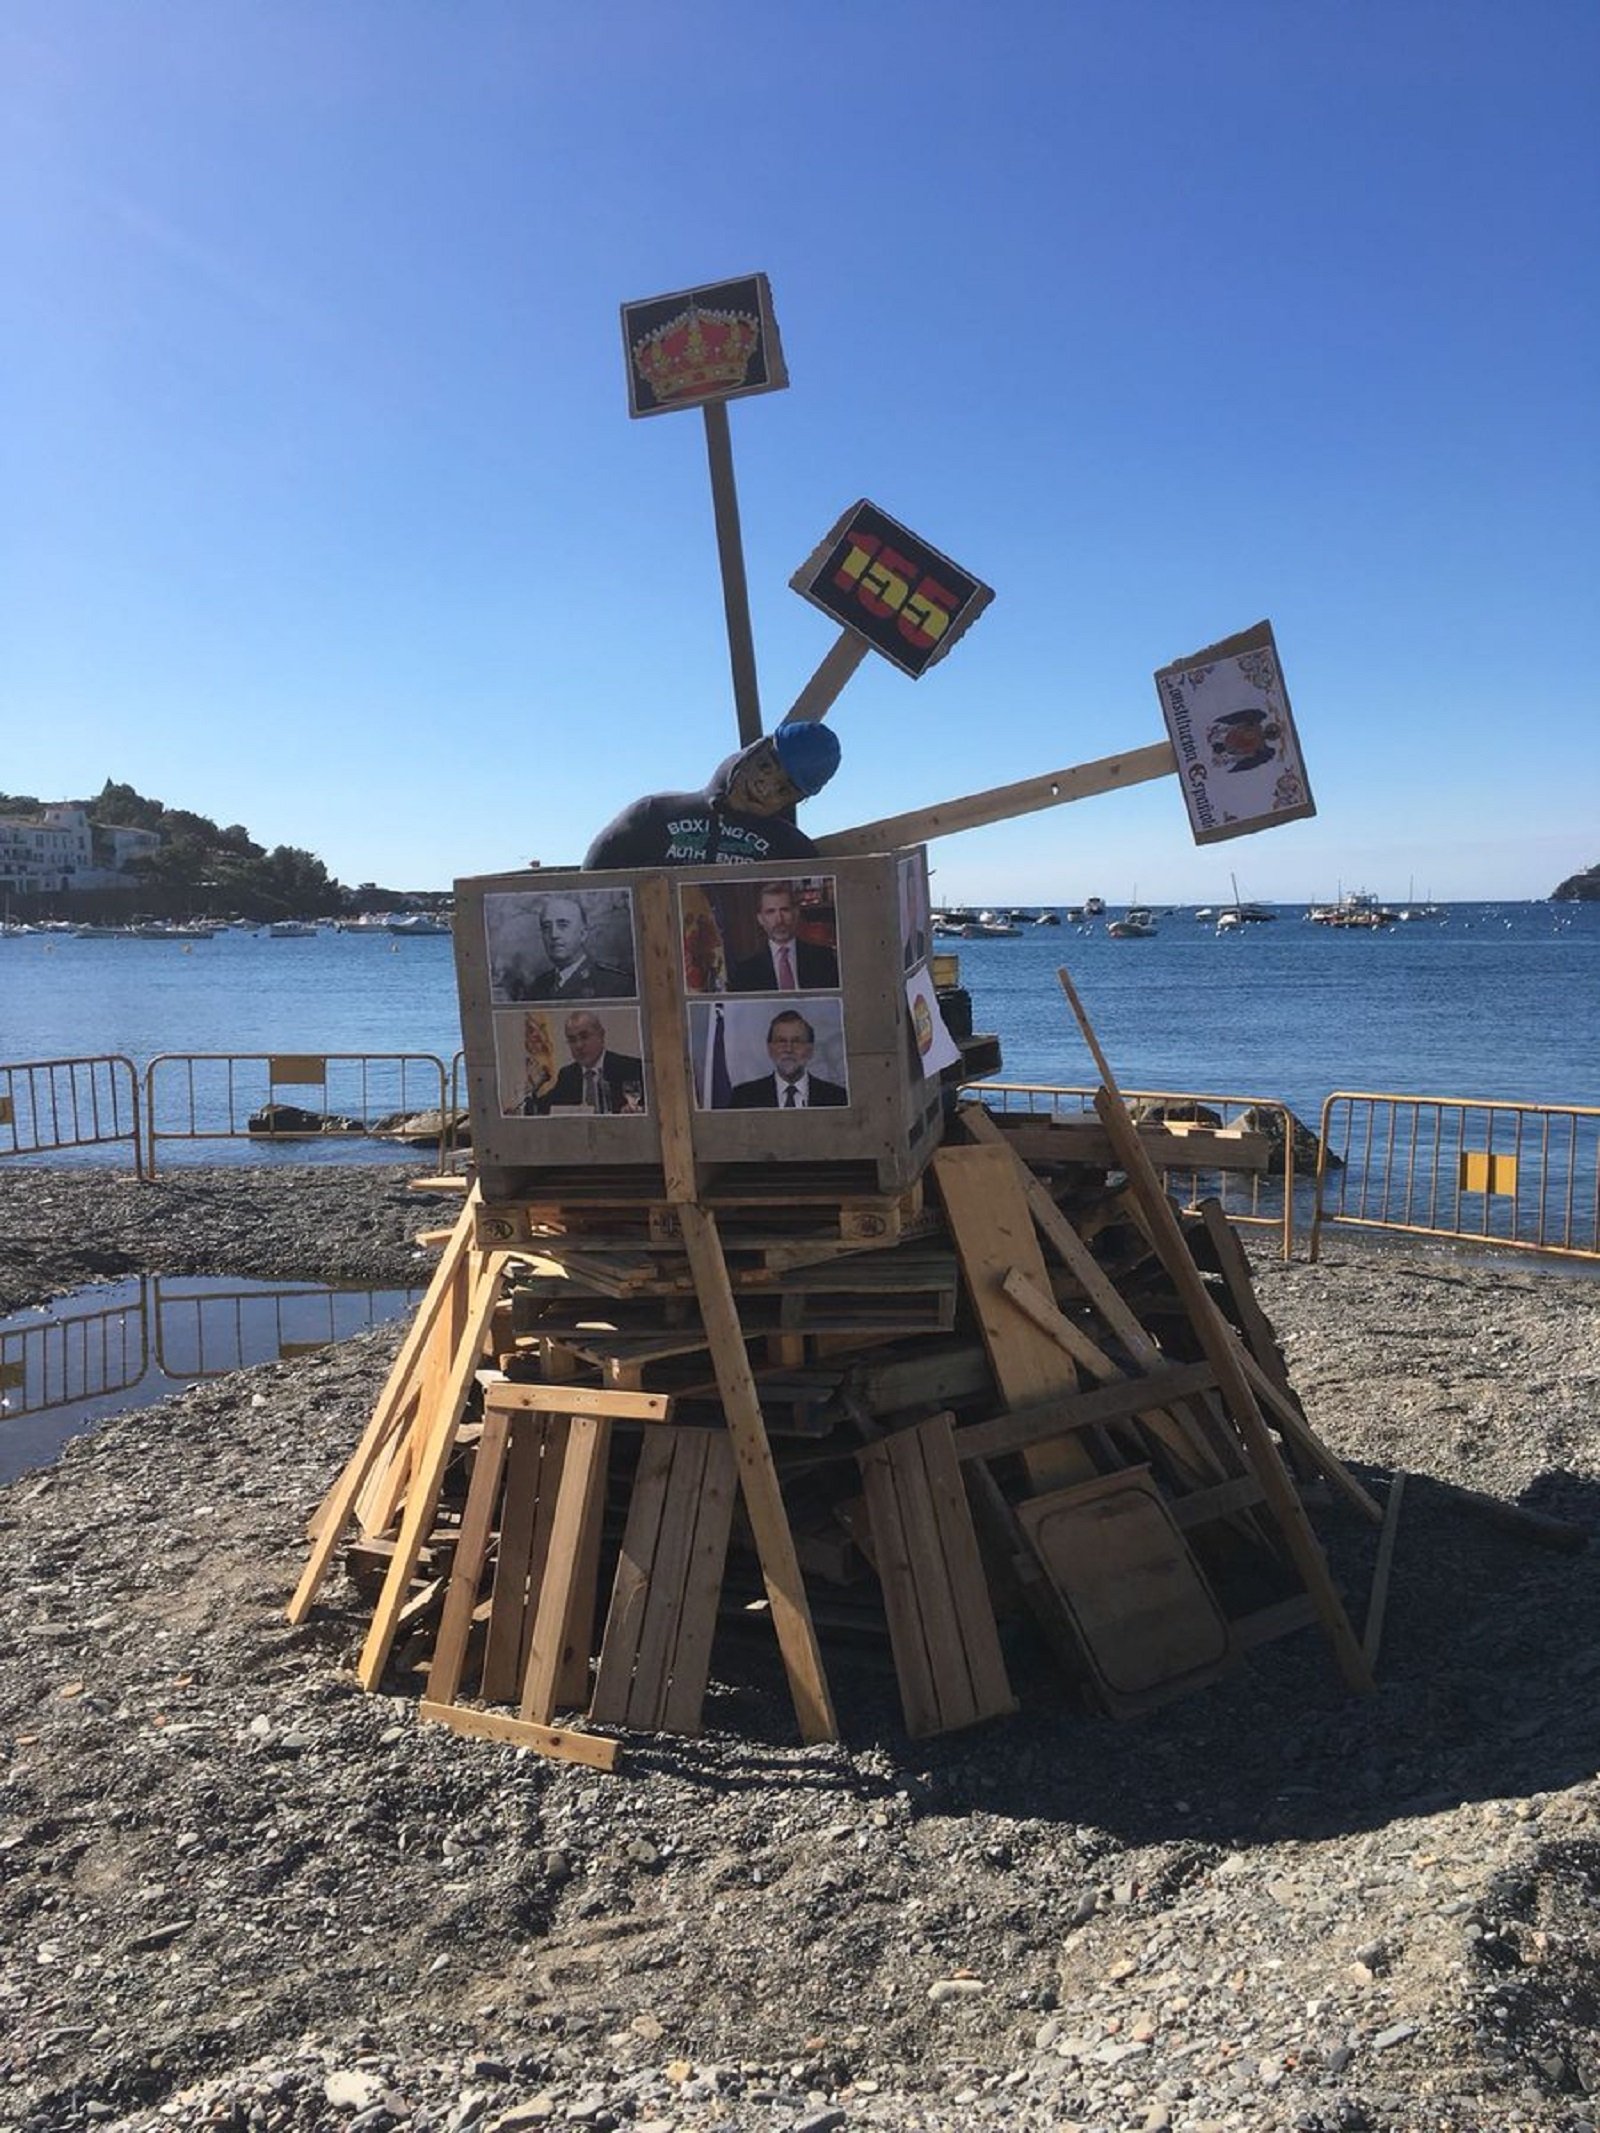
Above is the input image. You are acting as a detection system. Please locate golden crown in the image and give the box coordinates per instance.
[632,304,760,402]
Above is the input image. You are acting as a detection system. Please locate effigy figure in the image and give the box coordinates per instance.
[583,723,840,868]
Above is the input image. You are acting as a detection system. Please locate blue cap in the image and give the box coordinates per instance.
[772,720,841,797]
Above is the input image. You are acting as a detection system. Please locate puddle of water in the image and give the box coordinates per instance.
[0,1274,425,1484]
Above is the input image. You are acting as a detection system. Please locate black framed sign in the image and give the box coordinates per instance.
[790,500,993,678]
[621,274,788,419]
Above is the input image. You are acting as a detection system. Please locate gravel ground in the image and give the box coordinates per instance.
[2,1163,1600,2133]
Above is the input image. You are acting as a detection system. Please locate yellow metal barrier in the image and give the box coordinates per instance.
[962,1080,1303,1259]
[143,1052,450,1175]
[1312,1092,1600,1263]
[0,1055,143,1175]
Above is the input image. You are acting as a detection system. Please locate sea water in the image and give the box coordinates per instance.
[1,904,1597,1151]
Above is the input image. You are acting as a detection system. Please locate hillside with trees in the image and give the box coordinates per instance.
[0,781,347,921]
[1552,861,1600,902]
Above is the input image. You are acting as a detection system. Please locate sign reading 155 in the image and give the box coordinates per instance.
[791,499,993,680]
[832,536,958,652]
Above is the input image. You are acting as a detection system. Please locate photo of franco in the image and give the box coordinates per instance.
[727,879,840,993]
[485,888,637,1004]
[727,1009,848,1109]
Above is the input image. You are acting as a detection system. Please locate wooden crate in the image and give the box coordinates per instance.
[454,851,945,1197]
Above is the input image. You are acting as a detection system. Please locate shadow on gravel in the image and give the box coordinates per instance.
[671,1457,1600,1856]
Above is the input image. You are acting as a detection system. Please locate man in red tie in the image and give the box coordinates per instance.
[727,881,840,993]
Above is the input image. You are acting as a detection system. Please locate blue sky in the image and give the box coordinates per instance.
[4,0,1595,904]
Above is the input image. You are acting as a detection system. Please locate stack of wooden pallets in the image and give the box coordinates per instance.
[289,1006,1386,1770]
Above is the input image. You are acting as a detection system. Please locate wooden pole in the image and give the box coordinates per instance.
[702,400,763,748]
[679,1201,839,1743]
[782,631,870,726]
[1056,966,1376,1694]
[813,740,1178,857]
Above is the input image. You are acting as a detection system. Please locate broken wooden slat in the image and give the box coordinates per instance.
[418,1699,619,1772]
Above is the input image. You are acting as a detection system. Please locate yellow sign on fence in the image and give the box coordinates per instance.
[269,1055,328,1086]
[1460,1149,1518,1197]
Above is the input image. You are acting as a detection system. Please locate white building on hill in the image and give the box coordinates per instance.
[0,805,163,895]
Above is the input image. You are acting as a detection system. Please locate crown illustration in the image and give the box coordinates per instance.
[632,304,760,403]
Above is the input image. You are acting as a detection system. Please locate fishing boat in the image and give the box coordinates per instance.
[1308,889,1396,929]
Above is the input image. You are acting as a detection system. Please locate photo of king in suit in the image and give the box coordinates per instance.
[727,1009,848,1109]
[527,1010,646,1115]
[727,880,840,993]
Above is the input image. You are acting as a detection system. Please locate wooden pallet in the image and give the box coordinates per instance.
[857,1413,1015,1738]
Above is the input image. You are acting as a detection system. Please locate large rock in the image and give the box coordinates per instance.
[246,1103,366,1136]
[1238,1103,1341,1175]
[370,1107,471,1148]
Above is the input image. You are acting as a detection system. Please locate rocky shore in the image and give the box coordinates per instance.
[2,1163,1599,2133]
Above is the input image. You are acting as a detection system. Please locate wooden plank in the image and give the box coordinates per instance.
[658,1432,738,1734]
[679,1201,838,1744]
[355,1248,509,1689]
[931,1143,1099,1491]
[426,1403,512,1704]
[1057,967,1374,1694]
[518,1414,611,1723]
[625,1432,709,1726]
[418,1699,620,1772]
[960,1108,1166,1365]
[995,1263,1232,1498]
[890,1430,972,1732]
[484,1382,677,1424]
[813,739,1178,857]
[288,1190,478,1616]
[634,871,698,1203]
[1167,1472,1269,1530]
[481,1411,566,1702]
[1362,1473,1405,1672]
[954,1359,1219,1463]
[858,1437,940,1737]
[589,1433,676,1725]
[917,1417,1016,1725]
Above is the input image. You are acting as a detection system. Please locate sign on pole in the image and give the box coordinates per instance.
[1154,620,1315,845]
[621,274,788,419]
[790,500,993,680]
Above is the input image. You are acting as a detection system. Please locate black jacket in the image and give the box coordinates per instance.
[584,741,823,869]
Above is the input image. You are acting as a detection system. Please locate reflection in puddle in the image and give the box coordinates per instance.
[0,1274,425,1483]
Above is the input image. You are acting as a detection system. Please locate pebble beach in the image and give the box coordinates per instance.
[2,1163,1600,2133]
